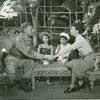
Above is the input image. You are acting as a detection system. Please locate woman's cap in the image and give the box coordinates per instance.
[39,31,53,40]
[60,32,70,40]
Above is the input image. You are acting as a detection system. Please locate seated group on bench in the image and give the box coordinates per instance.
[0,21,99,93]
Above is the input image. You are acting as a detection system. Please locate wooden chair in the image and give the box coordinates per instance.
[0,37,23,93]
[0,75,8,94]
[85,53,100,93]
[85,70,100,93]
[0,50,8,93]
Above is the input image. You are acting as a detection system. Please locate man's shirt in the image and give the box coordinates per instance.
[9,34,44,59]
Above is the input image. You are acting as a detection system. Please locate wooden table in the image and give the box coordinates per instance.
[32,63,71,89]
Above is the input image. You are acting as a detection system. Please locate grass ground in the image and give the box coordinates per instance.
[0,78,100,100]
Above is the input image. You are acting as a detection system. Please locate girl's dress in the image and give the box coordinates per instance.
[40,48,51,55]
[38,44,52,65]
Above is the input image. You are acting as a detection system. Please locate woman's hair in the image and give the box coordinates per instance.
[20,22,32,32]
[72,22,84,34]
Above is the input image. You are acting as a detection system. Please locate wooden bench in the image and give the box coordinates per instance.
[32,63,71,89]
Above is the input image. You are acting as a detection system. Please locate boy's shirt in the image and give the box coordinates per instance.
[55,43,71,64]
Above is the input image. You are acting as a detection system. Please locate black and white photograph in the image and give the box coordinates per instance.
[0,0,100,100]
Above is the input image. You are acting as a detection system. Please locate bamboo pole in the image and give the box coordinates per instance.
[30,0,39,47]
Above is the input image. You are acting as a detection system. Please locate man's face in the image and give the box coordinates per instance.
[24,25,34,36]
[70,26,78,36]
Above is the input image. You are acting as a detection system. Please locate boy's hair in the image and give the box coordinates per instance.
[72,22,84,34]
[60,36,68,41]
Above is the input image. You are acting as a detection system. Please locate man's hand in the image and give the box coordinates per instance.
[53,55,58,60]
[44,55,54,61]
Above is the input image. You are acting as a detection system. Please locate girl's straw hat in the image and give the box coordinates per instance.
[39,31,53,40]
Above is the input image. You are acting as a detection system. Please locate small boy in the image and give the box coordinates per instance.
[55,32,71,64]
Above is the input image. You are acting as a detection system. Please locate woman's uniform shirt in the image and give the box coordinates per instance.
[71,34,93,57]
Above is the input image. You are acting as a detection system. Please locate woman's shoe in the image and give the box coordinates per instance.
[64,87,76,94]
[77,82,86,91]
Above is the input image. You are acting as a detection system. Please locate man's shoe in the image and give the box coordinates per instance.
[64,87,76,94]
[64,87,70,92]
[19,84,32,93]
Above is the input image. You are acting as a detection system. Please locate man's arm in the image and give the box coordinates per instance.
[15,37,44,60]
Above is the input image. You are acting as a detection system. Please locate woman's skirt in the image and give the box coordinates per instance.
[65,53,96,79]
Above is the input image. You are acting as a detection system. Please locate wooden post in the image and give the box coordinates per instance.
[30,0,39,46]
[97,33,100,51]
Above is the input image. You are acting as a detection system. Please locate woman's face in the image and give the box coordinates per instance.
[70,26,77,36]
[60,37,67,45]
[42,35,49,43]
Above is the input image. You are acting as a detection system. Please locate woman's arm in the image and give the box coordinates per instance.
[54,45,73,58]
[54,39,82,59]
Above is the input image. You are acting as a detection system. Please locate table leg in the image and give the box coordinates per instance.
[90,81,94,93]
[4,85,7,94]
[32,72,35,90]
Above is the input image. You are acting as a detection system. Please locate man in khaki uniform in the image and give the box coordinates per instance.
[1,22,50,92]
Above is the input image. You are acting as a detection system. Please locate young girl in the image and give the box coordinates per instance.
[55,32,71,64]
[37,31,53,85]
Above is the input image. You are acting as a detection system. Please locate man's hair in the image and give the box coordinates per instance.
[20,22,32,32]
[71,22,84,34]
